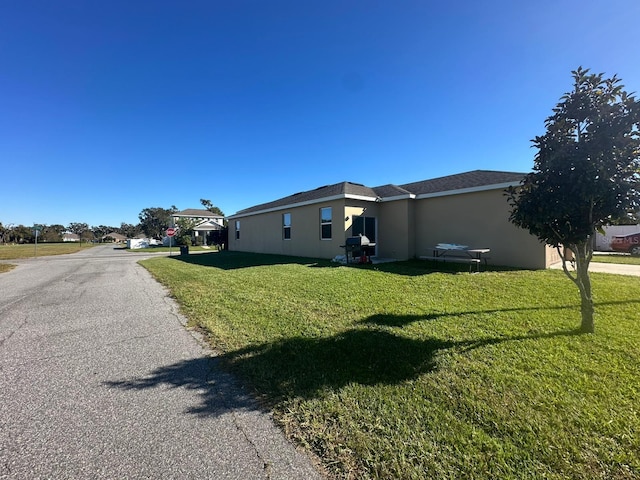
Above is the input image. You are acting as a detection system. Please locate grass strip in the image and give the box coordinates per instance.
[0,242,94,260]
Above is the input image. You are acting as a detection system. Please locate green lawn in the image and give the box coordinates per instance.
[0,242,94,260]
[0,263,15,273]
[141,252,640,479]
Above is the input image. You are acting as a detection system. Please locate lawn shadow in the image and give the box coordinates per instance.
[103,356,264,418]
[168,251,504,276]
[362,299,640,327]
[170,250,338,270]
[217,327,583,409]
[103,326,584,417]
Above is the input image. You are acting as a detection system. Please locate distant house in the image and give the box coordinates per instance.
[227,170,560,269]
[102,232,127,243]
[172,208,225,246]
[62,233,80,242]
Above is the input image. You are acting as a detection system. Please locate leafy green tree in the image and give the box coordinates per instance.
[138,206,177,238]
[174,217,198,245]
[119,222,141,238]
[12,225,34,243]
[67,222,89,243]
[507,67,640,333]
[42,224,65,242]
[200,199,225,217]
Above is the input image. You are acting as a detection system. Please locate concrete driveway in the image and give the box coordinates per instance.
[550,258,640,277]
[0,245,323,479]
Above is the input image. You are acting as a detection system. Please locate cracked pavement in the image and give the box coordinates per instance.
[0,245,323,479]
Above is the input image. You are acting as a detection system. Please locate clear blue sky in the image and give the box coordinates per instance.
[2,0,639,228]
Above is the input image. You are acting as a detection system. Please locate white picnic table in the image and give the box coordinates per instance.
[424,243,492,271]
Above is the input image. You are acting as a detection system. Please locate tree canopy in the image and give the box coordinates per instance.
[507,67,640,333]
[138,206,177,238]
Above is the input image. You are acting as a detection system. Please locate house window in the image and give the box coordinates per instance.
[352,216,376,242]
[283,213,291,240]
[320,207,332,240]
[235,220,240,240]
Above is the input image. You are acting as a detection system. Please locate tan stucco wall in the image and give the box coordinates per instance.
[229,188,552,269]
[229,199,360,259]
[413,189,548,269]
[377,199,414,260]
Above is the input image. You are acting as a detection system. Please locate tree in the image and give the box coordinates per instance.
[11,225,34,244]
[42,224,65,242]
[138,206,177,238]
[507,67,640,333]
[119,222,141,239]
[67,222,89,243]
[200,199,225,217]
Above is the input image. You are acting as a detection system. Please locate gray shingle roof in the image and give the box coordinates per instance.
[231,170,526,217]
[397,170,525,196]
[174,209,223,218]
[236,182,378,215]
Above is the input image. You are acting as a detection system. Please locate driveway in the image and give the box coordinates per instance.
[0,245,323,479]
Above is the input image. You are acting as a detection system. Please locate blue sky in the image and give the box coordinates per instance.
[2,1,639,228]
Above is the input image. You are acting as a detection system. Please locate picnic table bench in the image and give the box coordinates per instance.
[419,243,491,272]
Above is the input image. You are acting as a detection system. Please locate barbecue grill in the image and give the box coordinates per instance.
[342,235,376,263]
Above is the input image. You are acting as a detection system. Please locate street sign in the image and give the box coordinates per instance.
[166,227,176,237]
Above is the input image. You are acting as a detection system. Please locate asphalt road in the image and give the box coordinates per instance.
[0,245,323,480]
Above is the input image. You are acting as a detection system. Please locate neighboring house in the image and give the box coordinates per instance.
[102,232,127,243]
[171,208,225,245]
[62,233,80,242]
[172,209,225,226]
[227,170,560,269]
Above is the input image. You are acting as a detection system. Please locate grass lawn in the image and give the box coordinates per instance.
[141,252,640,479]
[0,263,15,273]
[592,253,640,265]
[0,242,94,260]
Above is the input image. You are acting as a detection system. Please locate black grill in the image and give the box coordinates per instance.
[341,235,376,263]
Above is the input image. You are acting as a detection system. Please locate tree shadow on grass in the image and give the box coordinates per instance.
[104,326,583,418]
[170,250,338,270]
[361,299,640,328]
[168,251,504,276]
[103,356,262,418]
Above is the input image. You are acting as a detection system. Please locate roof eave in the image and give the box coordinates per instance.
[228,193,378,219]
[414,181,522,199]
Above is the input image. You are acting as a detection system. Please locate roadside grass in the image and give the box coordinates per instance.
[141,252,640,479]
[592,253,640,265]
[0,263,15,273]
[0,242,93,260]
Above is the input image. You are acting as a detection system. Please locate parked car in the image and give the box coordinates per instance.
[610,232,640,255]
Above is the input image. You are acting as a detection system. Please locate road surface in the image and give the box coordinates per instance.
[0,245,322,479]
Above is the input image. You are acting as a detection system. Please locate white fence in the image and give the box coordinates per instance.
[595,225,640,251]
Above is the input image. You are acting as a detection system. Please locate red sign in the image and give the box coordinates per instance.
[166,227,176,237]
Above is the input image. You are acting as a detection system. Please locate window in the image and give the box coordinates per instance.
[352,216,376,242]
[320,207,332,240]
[235,220,240,240]
[283,213,291,240]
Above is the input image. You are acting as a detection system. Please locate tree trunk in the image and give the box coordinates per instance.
[573,242,595,333]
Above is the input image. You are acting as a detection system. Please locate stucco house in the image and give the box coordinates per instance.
[62,233,80,242]
[171,208,225,246]
[102,232,127,243]
[227,170,560,269]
